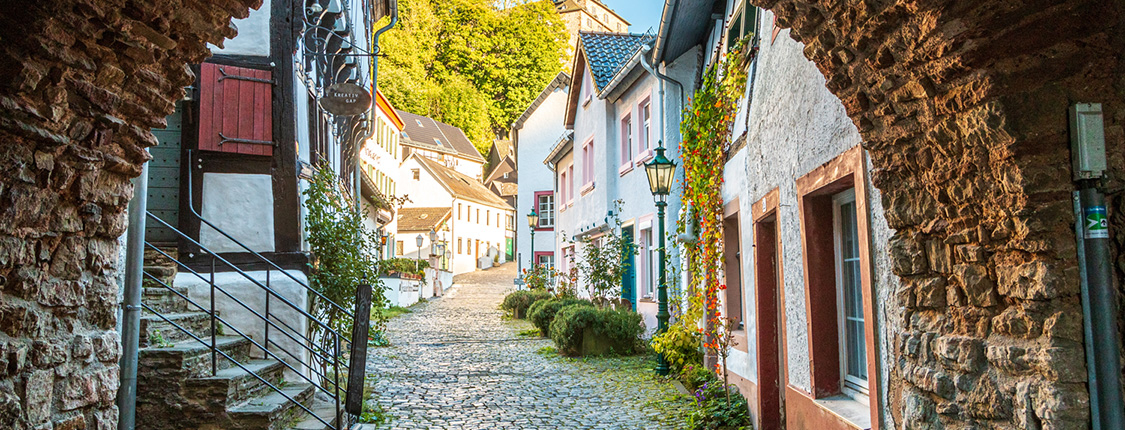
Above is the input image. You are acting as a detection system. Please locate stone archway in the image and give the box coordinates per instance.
[751,0,1123,427]
[0,0,258,427]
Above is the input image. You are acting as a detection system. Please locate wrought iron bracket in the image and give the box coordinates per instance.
[217,67,276,85]
[218,132,276,147]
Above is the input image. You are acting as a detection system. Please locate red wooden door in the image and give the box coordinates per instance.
[198,62,274,156]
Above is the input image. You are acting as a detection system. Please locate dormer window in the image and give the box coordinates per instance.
[416,119,424,127]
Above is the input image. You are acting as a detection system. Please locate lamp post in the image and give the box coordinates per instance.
[527,209,539,268]
[644,145,677,376]
[415,234,424,272]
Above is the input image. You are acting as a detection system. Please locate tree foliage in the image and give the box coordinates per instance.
[377,0,567,154]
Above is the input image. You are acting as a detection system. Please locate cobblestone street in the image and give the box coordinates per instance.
[363,263,685,429]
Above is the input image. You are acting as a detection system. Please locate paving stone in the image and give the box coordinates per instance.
[362,264,682,429]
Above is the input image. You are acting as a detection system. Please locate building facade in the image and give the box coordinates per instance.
[396,109,487,179]
[514,73,571,271]
[398,155,514,275]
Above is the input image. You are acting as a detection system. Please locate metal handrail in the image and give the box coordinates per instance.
[139,302,339,429]
[142,216,358,429]
[182,151,355,321]
[142,271,340,371]
[146,214,349,338]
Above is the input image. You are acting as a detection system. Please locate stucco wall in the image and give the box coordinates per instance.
[200,172,276,253]
[179,270,310,376]
[721,10,900,427]
[209,0,271,57]
[515,84,568,272]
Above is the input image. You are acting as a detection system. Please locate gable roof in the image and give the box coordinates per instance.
[484,155,516,184]
[565,32,652,126]
[397,207,451,232]
[491,139,513,159]
[413,155,513,210]
[396,109,486,163]
[512,72,570,130]
[580,32,650,92]
[493,181,518,197]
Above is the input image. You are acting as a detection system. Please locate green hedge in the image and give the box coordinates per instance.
[548,304,644,356]
[501,290,551,318]
[528,298,593,336]
[380,257,429,277]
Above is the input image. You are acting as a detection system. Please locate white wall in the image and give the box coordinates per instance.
[450,198,510,275]
[200,173,275,253]
[178,270,308,376]
[515,84,569,271]
[720,10,900,427]
[209,0,271,56]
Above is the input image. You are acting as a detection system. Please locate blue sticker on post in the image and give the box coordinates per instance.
[1084,206,1109,239]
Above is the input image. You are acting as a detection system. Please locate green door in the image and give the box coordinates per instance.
[146,101,183,244]
[621,226,636,310]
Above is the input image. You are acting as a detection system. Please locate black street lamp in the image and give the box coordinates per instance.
[527,209,539,267]
[644,145,677,376]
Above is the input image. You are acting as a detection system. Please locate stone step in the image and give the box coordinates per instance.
[140,312,215,348]
[287,395,341,430]
[187,359,288,407]
[144,247,179,266]
[142,286,193,314]
[228,382,316,430]
[140,336,256,378]
[144,264,178,279]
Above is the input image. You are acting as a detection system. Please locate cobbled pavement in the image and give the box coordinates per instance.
[362,263,684,429]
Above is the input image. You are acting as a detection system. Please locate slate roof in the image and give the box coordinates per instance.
[579,32,651,92]
[414,155,513,210]
[512,72,569,130]
[397,207,451,232]
[396,109,486,163]
[495,182,518,197]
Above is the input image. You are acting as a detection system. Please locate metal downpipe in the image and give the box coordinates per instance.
[354,0,398,213]
[117,156,149,430]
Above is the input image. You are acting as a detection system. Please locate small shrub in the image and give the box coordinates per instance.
[528,298,594,336]
[501,290,551,318]
[651,323,703,375]
[549,305,644,356]
[381,257,429,277]
[683,367,751,430]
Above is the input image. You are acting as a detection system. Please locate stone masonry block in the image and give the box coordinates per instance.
[954,263,998,307]
[997,260,1078,300]
[933,335,984,373]
[890,234,928,275]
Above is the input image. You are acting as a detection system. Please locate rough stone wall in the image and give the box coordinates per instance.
[0,0,258,428]
[750,0,1124,428]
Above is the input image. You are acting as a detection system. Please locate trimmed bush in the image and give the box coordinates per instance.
[549,305,644,356]
[528,298,593,336]
[500,290,551,319]
[651,323,703,376]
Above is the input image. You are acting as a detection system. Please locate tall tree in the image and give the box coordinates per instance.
[376,0,566,155]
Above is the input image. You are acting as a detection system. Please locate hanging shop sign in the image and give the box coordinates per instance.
[320,83,372,116]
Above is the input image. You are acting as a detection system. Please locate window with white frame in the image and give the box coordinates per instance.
[582,141,594,187]
[641,100,651,154]
[639,227,654,298]
[537,193,555,228]
[567,165,575,203]
[621,114,632,167]
[833,188,868,397]
[537,254,555,268]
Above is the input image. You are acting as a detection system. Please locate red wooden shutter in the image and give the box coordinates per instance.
[198,62,274,156]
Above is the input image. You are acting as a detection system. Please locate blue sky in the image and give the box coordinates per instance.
[600,0,663,34]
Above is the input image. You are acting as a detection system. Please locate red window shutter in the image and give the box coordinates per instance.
[198,63,274,156]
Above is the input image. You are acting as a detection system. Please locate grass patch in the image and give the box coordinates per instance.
[517,328,542,337]
[373,305,412,320]
[536,346,558,357]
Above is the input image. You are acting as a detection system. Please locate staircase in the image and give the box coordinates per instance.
[135,247,345,430]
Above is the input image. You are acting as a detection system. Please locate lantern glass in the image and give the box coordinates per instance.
[428,228,437,243]
[645,147,677,198]
[415,234,424,248]
[527,209,539,229]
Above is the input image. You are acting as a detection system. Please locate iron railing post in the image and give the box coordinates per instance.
[334,333,342,429]
[210,256,217,376]
[265,269,271,354]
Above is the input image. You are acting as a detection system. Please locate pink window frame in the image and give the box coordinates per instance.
[533,190,554,231]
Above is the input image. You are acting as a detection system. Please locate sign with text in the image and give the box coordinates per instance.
[320,83,372,116]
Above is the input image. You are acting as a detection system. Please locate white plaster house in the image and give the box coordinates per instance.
[513,72,571,272]
[653,1,903,429]
[396,109,487,179]
[545,31,698,334]
[398,154,514,275]
[359,90,406,256]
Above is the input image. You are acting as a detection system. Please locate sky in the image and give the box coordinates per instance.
[600,0,664,34]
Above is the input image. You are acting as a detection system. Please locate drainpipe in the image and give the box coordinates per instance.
[354,1,398,213]
[639,42,688,147]
[1069,102,1123,430]
[118,155,149,430]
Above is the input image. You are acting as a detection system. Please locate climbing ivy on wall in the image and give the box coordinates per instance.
[675,38,751,368]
